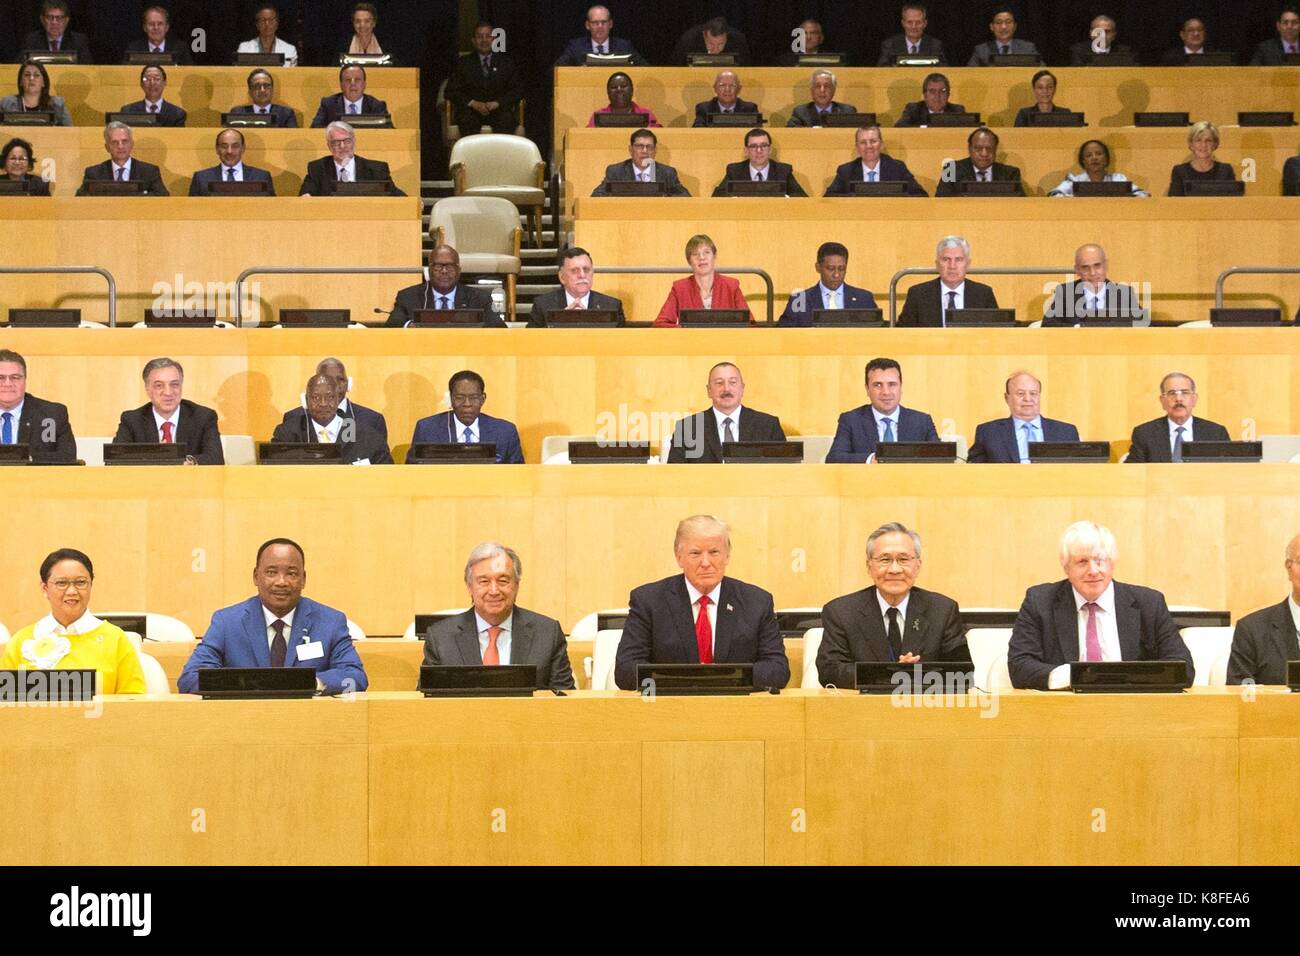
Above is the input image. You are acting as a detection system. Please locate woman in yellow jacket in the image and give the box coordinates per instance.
[1,548,145,694]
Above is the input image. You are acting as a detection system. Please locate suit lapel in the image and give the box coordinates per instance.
[455,612,482,664]
[713,580,736,662]
[1053,584,1080,663]
[902,589,928,656]
[999,418,1020,461]
[510,612,534,667]
[172,403,189,447]
[285,600,315,666]
[859,588,893,660]
[1113,584,1142,661]
[668,576,701,662]
[244,600,271,666]
[702,411,723,461]
[1270,601,1300,661]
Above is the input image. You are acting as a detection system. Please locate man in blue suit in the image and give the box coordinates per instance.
[311,65,389,127]
[969,371,1080,463]
[555,5,646,65]
[778,241,877,325]
[228,68,299,128]
[826,357,939,463]
[824,125,926,196]
[407,370,524,463]
[188,128,276,195]
[120,64,187,126]
[178,538,368,696]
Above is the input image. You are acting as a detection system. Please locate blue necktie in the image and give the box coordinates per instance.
[1173,426,1185,463]
[463,426,474,443]
[438,295,449,310]
[1022,422,1035,462]
[867,170,877,182]
[1,412,11,445]
[882,418,895,443]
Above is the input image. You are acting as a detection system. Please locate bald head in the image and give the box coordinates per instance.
[1287,533,1300,603]
[1074,243,1108,290]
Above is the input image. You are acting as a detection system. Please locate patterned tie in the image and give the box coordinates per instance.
[270,620,287,667]
[481,55,491,76]
[598,44,606,55]
[827,289,837,309]
[152,45,162,54]
[225,166,234,181]
[115,166,125,181]
[1173,426,1186,463]
[1083,602,1102,661]
[149,102,158,113]
[882,418,895,443]
[946,289,957,319]
[1,412,11,445]
[338,167,349,182]
[348,101,358,114]
[999,44,1009,55]
[722,416,735,444]
[695,595,713,664]
[867,170,877,182]
[909,42,917,54]
[483,625,501,665]
[886,606,902,659]
[438,295,450,310]
[160,421,173,443]
[258,107,268,114]
[463,426,474,443]
[52,38,60,52]
[317,427,330,442]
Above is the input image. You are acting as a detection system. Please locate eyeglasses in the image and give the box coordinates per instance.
[1163,389,1195,398]
[870,555,917,569]
[49,578,91,591]
[0,373,26,383]
[327,137,354,148]
[451,392,485,404]
[745,143,771,150]
[430,262,459,271]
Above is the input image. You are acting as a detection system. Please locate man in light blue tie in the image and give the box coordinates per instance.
[826,357,940,463]
[310,64,389,127]
[968,371,1082,463]
[1043,243,1147,326]
[385,245,496,327]
[0,349,76,463]
[407,370,525,463]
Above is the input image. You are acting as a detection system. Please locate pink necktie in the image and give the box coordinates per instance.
[483,625,501,665]
[1084,601,1103,661]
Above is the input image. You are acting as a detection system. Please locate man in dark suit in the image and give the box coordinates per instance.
[299,121,404,195]
[670,16,751,65]
[387,245,497,327]
[778,241,877,325]
[787,70,857,127]
[968,6,1041,64]
[228,69,298,127]
[898,236,999,326]
[592,128,690,196]
[894,73,966,127]
[271,374,392,464]
[446,21,524,135]
[667,362,785,463]
[711,128,807,197]
[1250,6,1300,63]
[424,542,575,692]
[1042,243,1146,326]
[527,246,626,326]
[780,17,840,65]
[120,65,187,127]
[1126,372,1230,463]
[826,357,939,463]
[77,122,169,195]
[1068,14,1133,64]
[1227,533,1300,684]
[22,1,93,62]
[1009,521,1194,689]
[615,514,789,690]
[824,125,926,196]
[692,70,760,126]
[1158,17,1219,64]
[555,5,646,65]
[817,522,968,687]
[935,127,1022,196]
[878,2,946,64]
[178,538,368,695]
[969,371,1081,463]
[407,370,524,463]
[124,5,193,64]
[0,348,75,464]
[279,357,388,444]
[114,357,223,464]
[311,65,388,127]
[188,128,276,196]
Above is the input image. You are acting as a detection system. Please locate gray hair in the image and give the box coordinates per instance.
[674,514,731,552]
[326,120,355,139]
[141,356,182,382]
[811,69,836,89]
[103,120,132,142]
[1159,371,1196,393]
[1058,521,1118,567]
[866,522,922,559]
[463,542,522,583]
[935,236,970,259]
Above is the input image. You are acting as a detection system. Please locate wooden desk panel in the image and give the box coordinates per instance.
[1236,689,1300,865]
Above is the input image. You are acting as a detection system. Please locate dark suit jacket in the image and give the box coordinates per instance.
[692,97,760,126]
[1283,156,1300,197]
[228,103,298,128]
[817,585,969,687]
[968,38,1040,65]
[188,163,275,196]
[1125,416,1229,463]
[120,98,187,127]
[670,24,751,65]
[1159,47,1224,65]
[423,607,575,691]
[445,52,524,116]
[407,411,523,463]
[21,30,92,61]
[13,393,75,463]
[1042,280,1145,326]
[271,409,393,464]
[898,277,999,327]
[787,101,858,127]
[667,406,785,463]
[894,100,967,127]
[968,416,1081,463]
[1014,104,1075,126]
[279,400,387,445]
[124,37,193,65]
[824,154,926,196]
[935,158,1022,197]
[0,174,50,195]
[1167,161,1236,196]
[298,154,404,196]
[877,33,946,65]
[712,159,806,197]
[1250,38,1290,65]
[778,282,877,325]
[592,159,689,196]
[386,282,496,327]
[76,158,169,195]
[310,93,389,128]
[114,400,224,464]
[1008,580,1194,689]
[1068,41,1133,65]
[555,35,646,66]
[1228,599,1299,685]
[826,404,938,463]
[614,574,789,690]
[527,288,626,327]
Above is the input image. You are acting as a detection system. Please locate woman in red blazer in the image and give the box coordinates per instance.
[654,234,754,327]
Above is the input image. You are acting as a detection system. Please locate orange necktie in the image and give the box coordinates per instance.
[483,625,501,665]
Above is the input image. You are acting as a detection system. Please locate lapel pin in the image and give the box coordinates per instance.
[726,604,733,612]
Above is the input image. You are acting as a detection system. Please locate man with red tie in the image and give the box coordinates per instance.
[21,1,93,61]
[113,357,224,464]
[614,515,789,690]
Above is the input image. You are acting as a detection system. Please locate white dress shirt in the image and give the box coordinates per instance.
[748,163,770,181]
[870,405,899,442]
[152,406,180,441]
[343,95,364,115]
[218,162,245,181]
[475,611,513,664]
[818,282,842,309]
[633,160,655,182]
[312,413,344,443]
[1048,582,1121,689]
[261,604,296,653]
[33,609,102,639]
[335,157,356,181]
[566,291,592,309]
[1167,417,1195,456]
[683,577,722,652]
[876,590,911,648]
[456,417,481,443]
[143,97,167,114]
[940,280,966,324]
[237,37,299,67]
[113,159,133,180]
[1012,415,1043,463]
[860,161,882,181]
[711,405,742,444]
[1083,283,1108,312]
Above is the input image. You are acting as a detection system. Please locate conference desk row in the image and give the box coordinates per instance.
[2,689,1291,865]
[553,66,1300,154]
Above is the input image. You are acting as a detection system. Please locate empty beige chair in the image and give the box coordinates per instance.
[1261,435,1300,463]
[132,319,237,329]
[541,434,598,464]
[221,435,256,466]
[588,628,623,691]
[450,134,546,248]
[570,608,628,640]
[346,619,366,642]
[75,436,111,466]
[100,612,195,642]
[1179,626,1233,686]
[801,626,824,688]
[430,196,522,318]
[401,608,470,641]
[1178,319,1213,328]
[965,627,1013,691]
[795,435,833,463]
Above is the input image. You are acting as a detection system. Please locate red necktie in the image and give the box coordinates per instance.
[695,595,713,664]
[483,625,501,665]
[160,421,173,443]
